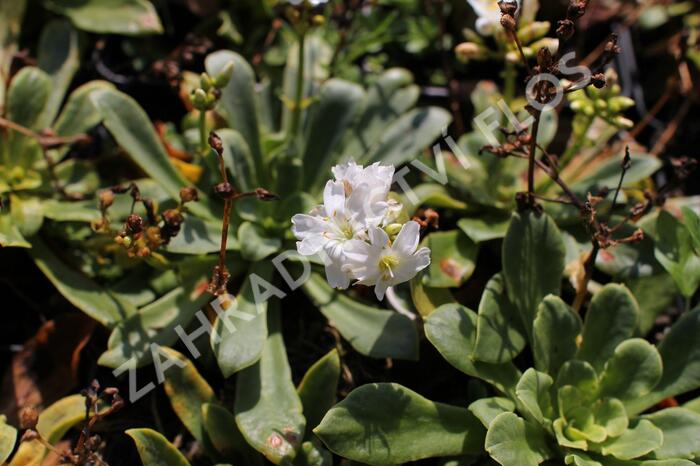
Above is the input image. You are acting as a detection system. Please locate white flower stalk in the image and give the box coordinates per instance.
[343,222,431,300]
[291,160,431,299]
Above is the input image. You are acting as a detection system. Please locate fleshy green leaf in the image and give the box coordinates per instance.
[0,416,17,464]
[161,347,216,452]
[212,262,273,377]
[556,360,599,398]
[681,207,700,254]
[642,408,700,459]
[502,210,565,341]
[0,212,30,248]
[409,274,453,317]
[468,397,516,428]
[235,302,305,464]
[37,19,79,127]
[473,273,526,364]
[53,80,114,137]
[422,230,478,288]
[516,369,554,424]
[90,87,213,219]
[425,303,521,397]
[314,383,486,465]
[164,216,239,254]
[45,0,163,35]
[297,349,341,439]
[458,213,511,243]
[238,221,281,261]
[205,51,263,183]
[7,66,51,130]
[217,128,257,192]
[202,403,263,465]
[30,236,135,326]
[571,153,662,194]
[362,107,452,167]
[599,420,663,460]
[533,295,582,375]
[654,210,700,298]
[577,284,639,372]
[484,412,554,466]
[303,79,366,190]
[126,428,190,466]
[598,339,662,402]
[628,309,700,414]
[302,273,419,360]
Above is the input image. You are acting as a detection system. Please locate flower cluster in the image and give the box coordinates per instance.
[292,161,431,300]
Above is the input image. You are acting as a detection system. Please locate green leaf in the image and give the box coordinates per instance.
[533,295,582,375]
[0,212,30,248]
[161,348,216,449]
[302,273,419,360]
[458,213,511,243]
[202,403,264,466]
[484,412,554,466]
[126,428,190,466]
[30,236,134,326]
[576,284,639,372]
[599,420,663,460]
[642,408,700,459]
[362,107,452,167]
[599,339,662,402]
[681,207,700,254]
[654,210,700,298]
[315,383,486,465]
[293,441,332,466]
[0,0,26,106]
[212,262,273,377]
[516,369,554,424]
[7,66,51,130]
[45,0,163,35]
[473,273,526,364]
[468,397,516,428]
[0,416,17,464]
[593,398,628,438]
[218,128,257,192]
[90,87,213,219]
[628,309,700,415]
[303,79,366,190]
[423,230,478,288]
[238,221,282,261]
[571,153,662,194]
[502,211,565,341]
[626,274,677,335]
[404,183,467,211]
[53,80,114,137]
[41,199,101,223]
[425,303,521,397]
[205,51,263,182]
[556,360,599,398]
[99,273,211,368]
[164,216,239,255]
[235,302,305,465]
[37,19,79,127]
[10,194,43,237]
[409,274,453,317]
[565,452,602,466]
[297,349,341,439]
[340,68,419,161]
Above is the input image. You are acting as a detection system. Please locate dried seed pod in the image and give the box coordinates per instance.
[19,407,38,430]
[180,187,199,204]
[255,188,279,201]
[556,19,575,40]
[214,182,235,199]
[208,131,224,155]
[126,214,143,234]
[99,190,115,210]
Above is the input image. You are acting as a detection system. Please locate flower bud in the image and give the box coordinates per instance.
[614,116,634,129]
[610,96,635,110]
[180,187,199,204]
[500,14,517,32]
[455,42,483,61]
[517,21,551,44]
[200,73,214,91]
[99,190,115,210]
[384,223,403,237]
[190,88,208,110]
[214,61,234,88]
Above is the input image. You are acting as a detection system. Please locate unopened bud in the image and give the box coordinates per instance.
[214,182,235,199]
[500,14,517,32]
[455,42,483,61]
[200,73,214,92]
[384,223,403,237]
[190,88,207,110]
[180,187,199,204]
[213,62,234,88]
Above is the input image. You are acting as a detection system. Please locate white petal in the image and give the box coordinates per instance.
[374,280,389,300]
[297,235,326,255]
[368,227,390,248]
[393,221,421,254]
[325,261,350,289]
[291,213,324,238]
[323,180,346,217]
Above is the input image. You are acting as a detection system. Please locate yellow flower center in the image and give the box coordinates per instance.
[379,255,399,280]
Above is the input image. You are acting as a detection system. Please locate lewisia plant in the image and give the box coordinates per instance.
[292,161,430,300]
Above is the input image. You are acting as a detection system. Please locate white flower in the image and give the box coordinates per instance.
[343,221,431,300]
[467,0,520,36]
[292,180,367,289]
[292,160,430,300]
